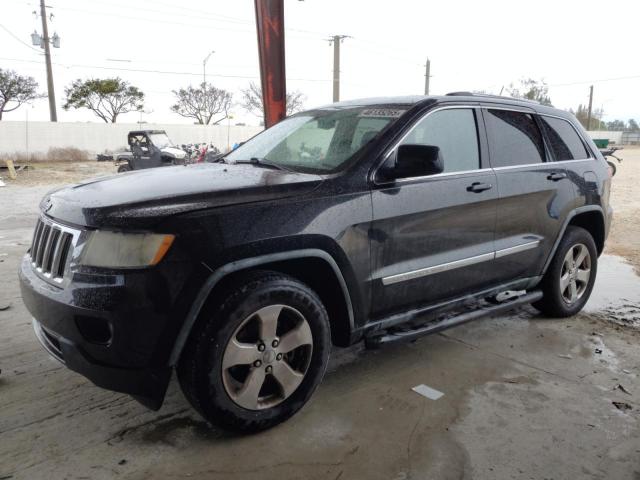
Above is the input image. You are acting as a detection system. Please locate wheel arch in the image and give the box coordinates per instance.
[542,205,606,276]
[168,249,355,366]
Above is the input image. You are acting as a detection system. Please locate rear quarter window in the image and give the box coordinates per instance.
[539,116,590,161]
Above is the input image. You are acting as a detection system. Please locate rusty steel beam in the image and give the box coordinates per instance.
[254,0,287,128]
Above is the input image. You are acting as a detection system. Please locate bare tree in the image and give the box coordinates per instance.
[63,78,145,123]
[506,78,553,106]
[571,105,605,130]
[171,83,232,125]
[0,69,43,120]
[240,81,306,118]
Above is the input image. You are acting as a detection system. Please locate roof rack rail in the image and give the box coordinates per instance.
[445,91,540,105]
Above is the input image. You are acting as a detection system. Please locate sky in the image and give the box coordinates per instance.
[1,0,639,126]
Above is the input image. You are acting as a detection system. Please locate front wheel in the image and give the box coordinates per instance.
[533,226,598,317]
[177,271,331,432]
[117,164,132,173]
[607,160,617,177]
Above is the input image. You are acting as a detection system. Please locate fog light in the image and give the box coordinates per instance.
[76,316,112,345]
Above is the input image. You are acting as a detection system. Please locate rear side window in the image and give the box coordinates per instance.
[485,109,545,167]
[539,116,589,161]
[401,108,480,173]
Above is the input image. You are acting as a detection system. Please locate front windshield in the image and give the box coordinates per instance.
[225,106,408,173]
[149,133,173,149]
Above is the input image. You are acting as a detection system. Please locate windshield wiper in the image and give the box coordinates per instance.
[234,157,292,171]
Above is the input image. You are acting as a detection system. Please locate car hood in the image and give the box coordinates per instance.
[43,163,324,228]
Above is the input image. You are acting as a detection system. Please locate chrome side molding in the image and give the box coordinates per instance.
[382,240,540,286]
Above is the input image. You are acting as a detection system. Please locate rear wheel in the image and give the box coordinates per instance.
[177,271,331,432]
[533,226,597,317]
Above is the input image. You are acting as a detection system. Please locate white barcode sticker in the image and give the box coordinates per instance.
[359,108,406,118]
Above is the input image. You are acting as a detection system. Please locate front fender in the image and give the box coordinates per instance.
[167,248,355,365]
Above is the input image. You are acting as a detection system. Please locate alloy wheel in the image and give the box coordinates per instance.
[221,304,313,410]
[559,243,591,304]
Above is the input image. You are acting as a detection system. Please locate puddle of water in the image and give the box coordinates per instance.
[584,255,640,328]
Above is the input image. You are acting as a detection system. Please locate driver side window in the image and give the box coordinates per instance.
[400,108,480,174]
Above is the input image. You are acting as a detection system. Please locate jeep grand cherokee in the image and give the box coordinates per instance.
[19,93,612,432]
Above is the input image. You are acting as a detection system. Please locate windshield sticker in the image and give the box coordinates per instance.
[359,108,406,118]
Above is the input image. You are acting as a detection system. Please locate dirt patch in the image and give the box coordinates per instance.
[604,146,640,274]
[0,161,115,187]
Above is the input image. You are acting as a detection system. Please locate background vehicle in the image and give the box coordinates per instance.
[593,138,623,176]
[20,94,611,433]
[115,130,186,173]
[601,146,623,176]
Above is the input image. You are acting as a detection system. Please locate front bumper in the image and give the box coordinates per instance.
[19,254,175,409]
[31,319,170,409]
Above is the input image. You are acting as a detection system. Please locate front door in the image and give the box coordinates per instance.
[369,107,499,318]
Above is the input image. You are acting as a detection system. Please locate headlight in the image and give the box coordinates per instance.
[79,231,175,268]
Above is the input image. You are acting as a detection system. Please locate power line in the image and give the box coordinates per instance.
[8,0,327,39]
[549,75,640,87]
[0,23,43,53]
[0,56,331,82]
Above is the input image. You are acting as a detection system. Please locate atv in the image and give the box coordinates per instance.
[115,130,186,173]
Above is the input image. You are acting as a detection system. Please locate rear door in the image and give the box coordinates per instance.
[483,107,576,283]
[369,106,499,318]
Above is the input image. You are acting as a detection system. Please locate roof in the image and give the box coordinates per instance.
[128,130,167,135]
[321,93,571,118]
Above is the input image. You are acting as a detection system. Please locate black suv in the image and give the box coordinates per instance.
[19,94,612,431]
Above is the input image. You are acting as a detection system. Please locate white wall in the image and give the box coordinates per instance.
[586,130,624,144]
[0,121,263,155]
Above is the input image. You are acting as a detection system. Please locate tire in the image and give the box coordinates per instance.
[607,160,617,177]
[532,226,598,317]
[177,270,331,432]
[117,165,132,173]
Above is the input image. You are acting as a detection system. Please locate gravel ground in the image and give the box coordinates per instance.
[604,147,640,273]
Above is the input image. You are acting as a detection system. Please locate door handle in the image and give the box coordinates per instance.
[547,172,567,181]
[467,182,493,193]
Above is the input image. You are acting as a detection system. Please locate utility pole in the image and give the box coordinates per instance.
[424,59,431,95]
[586,85,594,131]
[203,50,215,87]
[40,0,57,122]
[329,35,349,102]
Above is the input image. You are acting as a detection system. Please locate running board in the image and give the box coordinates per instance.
[364,290,543,348]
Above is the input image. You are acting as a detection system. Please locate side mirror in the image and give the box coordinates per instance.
[391,144,443,179]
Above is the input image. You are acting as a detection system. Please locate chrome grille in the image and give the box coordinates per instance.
[30,217,77,282]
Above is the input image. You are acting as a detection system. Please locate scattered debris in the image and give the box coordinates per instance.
[614,384,632,395]
[4,160,17,180]
[595,348,603,354]
[412,384,444,400]
[612,401,633,412]
[118,459,127,466]
[622,369,631,374]
[558,354,573,359]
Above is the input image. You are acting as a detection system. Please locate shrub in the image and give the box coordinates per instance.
[46,147,90,162]
[0,147,90,163]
